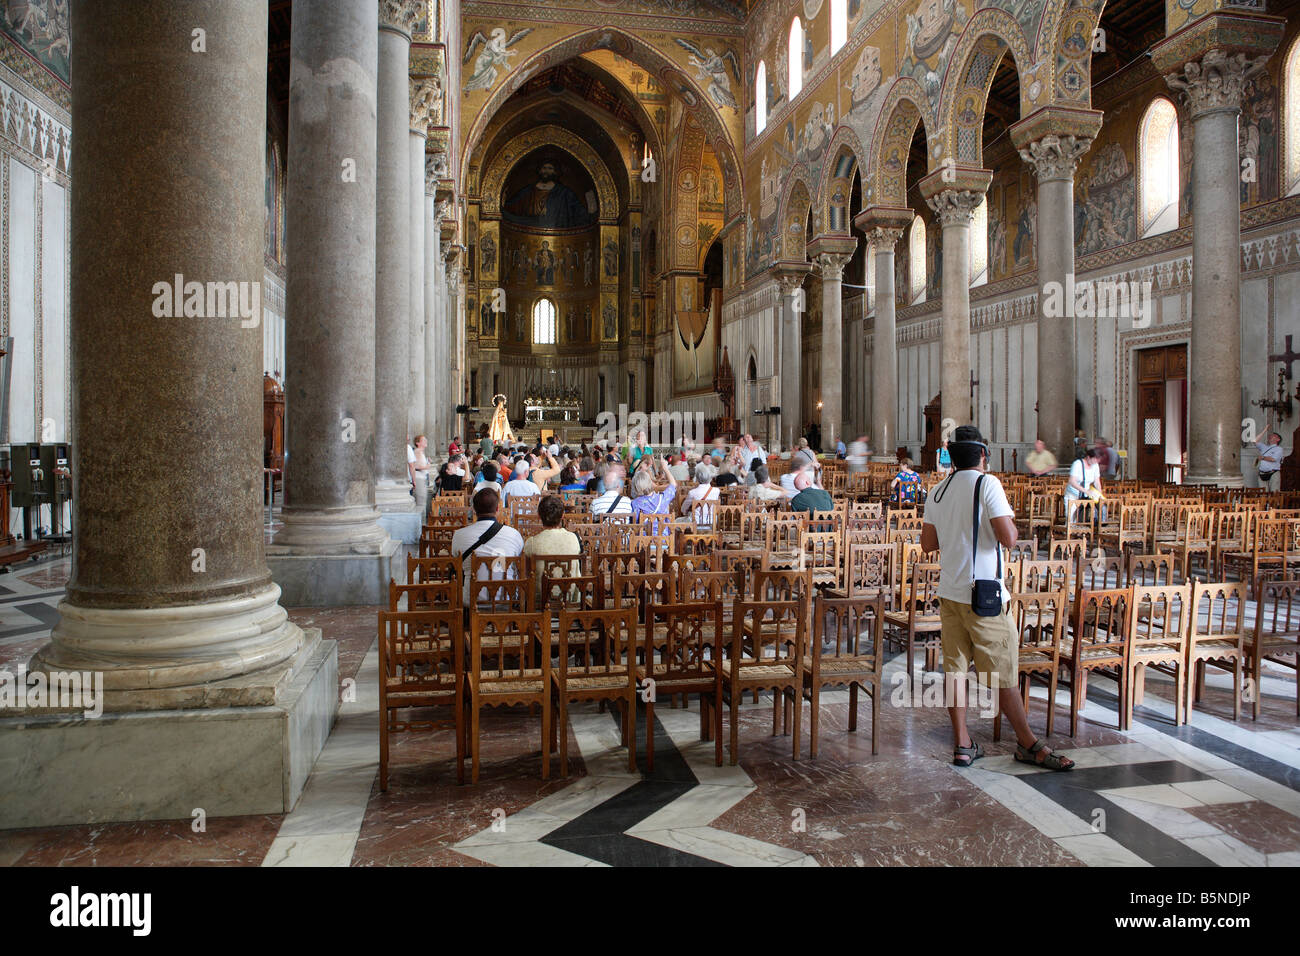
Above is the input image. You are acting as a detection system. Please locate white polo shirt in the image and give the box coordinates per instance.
[450,518,525,605]
[922,470,1014,604]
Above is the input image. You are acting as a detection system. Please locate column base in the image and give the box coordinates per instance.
[0,629,338,828]
[871,454,898,464]
[268,535,401,606]
[1184,471,1245,489]
[271,505,390,553]
[375,478,417,513]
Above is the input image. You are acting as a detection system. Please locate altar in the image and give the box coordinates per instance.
[523,384,583,424]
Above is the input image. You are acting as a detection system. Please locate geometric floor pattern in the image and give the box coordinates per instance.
[3,559,1299,867]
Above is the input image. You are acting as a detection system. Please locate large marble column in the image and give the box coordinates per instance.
[920,168,991,428]
[268,0,395,605]
[1155,18,1282,486]
[855,205,913,462]
[408,79,436,438]
[3,0,336,828]
[1011,108,1102,466]
[770,262,813,450]
[808,235,857,452]
[374,0,421,513]
[423,176,443,447]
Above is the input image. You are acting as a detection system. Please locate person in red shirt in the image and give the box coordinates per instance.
[448,436,461,457]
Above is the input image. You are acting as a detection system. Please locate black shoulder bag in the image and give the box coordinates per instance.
[460,521,503,563]
[970,475,1003,617]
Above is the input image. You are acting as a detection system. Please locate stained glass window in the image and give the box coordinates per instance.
[756,60,767,134]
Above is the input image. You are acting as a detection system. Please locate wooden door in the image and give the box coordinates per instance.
[1135,345,1187,482]
[1136,382,1165,482]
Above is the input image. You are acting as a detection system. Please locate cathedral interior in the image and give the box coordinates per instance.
[0,0,1299,886]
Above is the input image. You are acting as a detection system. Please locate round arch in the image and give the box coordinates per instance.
[479,124,619,224]
[817,124,867,235]
[775,167,813,262]
[461,26,744,222]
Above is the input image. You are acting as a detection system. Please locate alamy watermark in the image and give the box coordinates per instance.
[594,404,706,448]
[1042,273,1152,326]
[0,665,104,718]
[151,273,261,328]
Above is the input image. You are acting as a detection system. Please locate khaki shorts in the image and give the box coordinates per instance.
[938,598,1016,688]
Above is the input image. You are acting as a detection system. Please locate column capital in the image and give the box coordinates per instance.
[923,188,985,227]
[1009,106,1103,183]
[410,76,441,137]
[379,0,423,38]
[865,225,905,248]
[768,261,814,296]
[815,251,853,281]
[1163,48,1269,119]
[853,203,913,239]
[918,166,991,225]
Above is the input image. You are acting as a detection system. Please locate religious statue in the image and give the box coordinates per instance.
[488,393,517,444]
[503,160,593,228]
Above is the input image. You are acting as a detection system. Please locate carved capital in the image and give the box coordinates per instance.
[410,76,441,136]
[426,150,449,188]
[1165,49,1267,118]
[378,0,423,37]
[1018,133,1094,183]
[816,252,853,282]
[925,189,983,227]
[776,273,806,297]
[864,226,905,248]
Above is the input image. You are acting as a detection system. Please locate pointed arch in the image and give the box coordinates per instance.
[817,125,867,236]
[775,164,814,263]
[865,77,934,209]
[938,9,1032,165]
[460,27,743,222]
[478,125,619,225]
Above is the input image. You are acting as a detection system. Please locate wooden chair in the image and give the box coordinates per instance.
[378,609,463,790]
[1061,588,1131,736]
[388,577,459,613]
[553,607,639,775]
[882,563,943,682]
[994,589,1070,741]
[419,529,456,558]
[1124,584,1193,729]
[804,593,884,756]
[467,554,532,612]
[714,504,745,546]
[1187,581,1247,722]
[800,529,843,590]
[724,598,808,764]
[1166,510,1215,582]
[764,517,805,566]
[1099,503,1149,557]
[640,602,724,771]
[829,541,894,602]
[467,612,550,782]
[407,554,462,588]
[1247,577,1300,720]
[1128,552,1177,587]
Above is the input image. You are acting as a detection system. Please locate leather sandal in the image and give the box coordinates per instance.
[1014,739,1075,771]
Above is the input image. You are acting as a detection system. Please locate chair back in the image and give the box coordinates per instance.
[467,554,532,611]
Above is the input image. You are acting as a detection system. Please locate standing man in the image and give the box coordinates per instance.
[1025,438,1058,476]
[921,426,1075,771]
[1257,429,1285,490]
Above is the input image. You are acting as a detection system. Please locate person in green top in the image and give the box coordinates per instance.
[479,433,493,457]
[790,470,834,513]
[623,429,654,467]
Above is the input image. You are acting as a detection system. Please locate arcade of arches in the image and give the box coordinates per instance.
[1,0,1300,871]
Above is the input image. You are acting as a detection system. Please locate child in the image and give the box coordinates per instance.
[891,458,922,506]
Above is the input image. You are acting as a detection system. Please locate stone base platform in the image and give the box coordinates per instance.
[268,537,400,606]
[0,629,338,829]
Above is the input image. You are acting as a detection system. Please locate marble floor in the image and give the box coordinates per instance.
[2,554,1299,867]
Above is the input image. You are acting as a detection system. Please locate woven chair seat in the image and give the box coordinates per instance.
[1191,638,1241,653]
[560,672,633,691]
[383,687,457,704]
[719,661,795,681]
[1130,642,1183,661]
[809,658,877,678]
[477,668,547,695]
[1059,638,1124,663]
[1250,635,1300,651]
[883,610,942,630]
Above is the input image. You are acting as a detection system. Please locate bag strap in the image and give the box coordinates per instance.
[461,521,502,563]
[971,475,1002,585]
[605,494,625,515]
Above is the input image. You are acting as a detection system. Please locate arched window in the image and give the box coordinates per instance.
[970,195,988,287]
[1286,38,1300,197]
[532,297,556,345]
[755,60,768,135]
[789,18,803,101]
[909,216,926,305]
[831,0,848,57]
[1140,97,1180,237]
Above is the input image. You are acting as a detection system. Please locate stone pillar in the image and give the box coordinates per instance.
[808,235,857,453]
[3,0,336,828]
[374,0,421,512]
[268,0,395,604]
[423,175,442,448]
[855,205,913,462]
[408,78,437,439]
[920,167,991,428]
[1011,108,1102,466]
[1156,19,1282,485]
[770,263,813,450]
